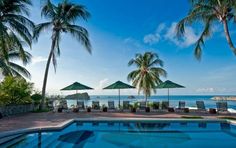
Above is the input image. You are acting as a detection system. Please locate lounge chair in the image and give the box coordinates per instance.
[62,102,70,113]
[156,101,170,112]
[196,101,207,113]
[77,101,85,111]
[161,101,169,110]
[108,101,116,111]
[175,101,186,112]
[123,101,130,111]
[138,101,146,112]
[179,101,186,109]
[216,102,229,113]
[92,101,100,111]
[137,101,148,112]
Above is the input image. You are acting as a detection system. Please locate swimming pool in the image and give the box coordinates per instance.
[1,119,236,148]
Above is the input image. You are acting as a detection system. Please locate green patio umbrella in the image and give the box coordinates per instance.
[103,81,135,109]
[156,80,185,102]
[61,82,93,94]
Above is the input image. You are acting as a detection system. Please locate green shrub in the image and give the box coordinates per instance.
[147,102,153,108]
[181,116,203,119]
[31,93,42,104]
[0,76,33,106]
[133,102,139,108]
[219,117,236,121]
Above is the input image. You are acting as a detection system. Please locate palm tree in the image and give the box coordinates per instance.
[0,49,31,78]
[0,0,34,61]
[127,52,167,106]
[34,0,92,109]
[176,0,236,60]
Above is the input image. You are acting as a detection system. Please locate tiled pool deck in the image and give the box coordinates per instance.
[0,112,236,133]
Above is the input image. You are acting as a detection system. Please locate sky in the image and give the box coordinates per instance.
[20,0,236,96]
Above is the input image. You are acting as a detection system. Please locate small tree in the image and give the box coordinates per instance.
[127,52,167,106]
[0,76,33,105]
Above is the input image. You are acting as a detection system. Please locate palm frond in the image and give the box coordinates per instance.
[9,62,31,79]
[194,16,213,60]
[66,25,91,53]
[33,22,52,41]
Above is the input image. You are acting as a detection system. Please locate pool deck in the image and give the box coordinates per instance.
[0,112,236,133]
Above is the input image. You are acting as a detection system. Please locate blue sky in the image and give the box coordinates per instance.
[24,0,236,95]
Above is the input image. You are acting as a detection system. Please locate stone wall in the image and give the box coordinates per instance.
[0,104,35,116]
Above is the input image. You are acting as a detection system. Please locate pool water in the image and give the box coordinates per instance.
[1,120,236,148]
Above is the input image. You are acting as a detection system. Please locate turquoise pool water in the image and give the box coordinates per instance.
[1,120,236,148]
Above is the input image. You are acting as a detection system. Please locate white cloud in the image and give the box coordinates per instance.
[164,22,199,47]
[143,23,165,45]
[156,23,166,33]
[124,37,142,48]
[143,34,161,45]
[196,87,229,93]
[95,78,109,90]
[143,22,199,47]
[196,87,215,93]
[31,56,48,65]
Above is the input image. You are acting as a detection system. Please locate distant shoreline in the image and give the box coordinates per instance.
[211,96,236,101]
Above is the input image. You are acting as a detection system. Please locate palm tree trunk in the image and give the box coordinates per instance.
[222,20,236,55]
[40,33,57,110]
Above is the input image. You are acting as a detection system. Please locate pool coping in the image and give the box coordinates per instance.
[0,117,235,139]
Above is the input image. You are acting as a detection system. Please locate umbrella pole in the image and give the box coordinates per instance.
[76,90,78,108]
[118,89,120,109]
[168,88,169,103]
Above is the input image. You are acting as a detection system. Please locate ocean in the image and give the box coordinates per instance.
[66,95,236,110]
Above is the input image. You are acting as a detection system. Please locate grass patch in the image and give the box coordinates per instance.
[31,109,50,113]
[219,117,236,121]
[181,116,203,119]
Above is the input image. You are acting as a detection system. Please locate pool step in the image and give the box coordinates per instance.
[0,134,26,147]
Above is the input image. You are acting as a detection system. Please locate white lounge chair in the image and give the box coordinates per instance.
[196,101,207,113]
[161,101,169,110]
[123,101,130,111]
[216,102,229,114]
[92,101,100,111]
[137,101,146,112]
[77,101,85,111]
[108,101,116,111]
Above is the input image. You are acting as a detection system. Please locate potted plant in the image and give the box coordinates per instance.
[73,107,79,113]
[87,106,91,112]
[102,104,108,112]
[130,104,136,113]
[184,108,189,113]
[145,107,150,112]
[168,107,175,112]
[0,112,3,119]
[145,102,152,112]
[58,107,63,113]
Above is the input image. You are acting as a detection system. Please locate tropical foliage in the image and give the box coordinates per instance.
[127,52,167,106]
[34,0,92,109]
[176,0,236,60]
[0,0,34,78]
[31,93,42,105]
[0,46,31,78]
[0,76,33,106]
